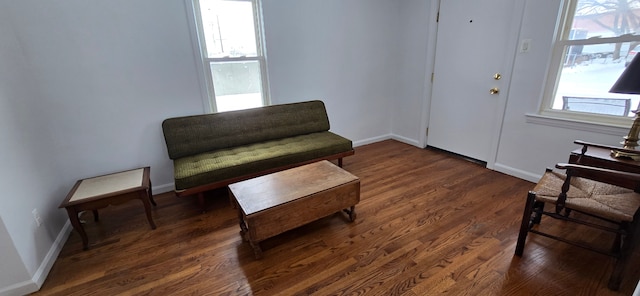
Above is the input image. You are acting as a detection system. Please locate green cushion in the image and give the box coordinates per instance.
[162,100,330,159]
[173,132,352,190]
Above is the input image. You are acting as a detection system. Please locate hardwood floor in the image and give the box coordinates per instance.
[33,140,640,295]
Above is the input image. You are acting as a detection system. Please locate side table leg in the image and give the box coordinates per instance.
[139,191,157,229]
[148,181,156,206]
[66,207,89,250]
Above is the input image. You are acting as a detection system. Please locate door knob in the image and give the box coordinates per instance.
[489,87,500,95]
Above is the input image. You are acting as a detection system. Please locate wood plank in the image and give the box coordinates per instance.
[229,160,358,214]
[33,140,640,295]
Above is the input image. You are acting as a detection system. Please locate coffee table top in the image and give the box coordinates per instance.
[229,160,359,215]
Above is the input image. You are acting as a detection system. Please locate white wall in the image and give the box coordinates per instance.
[0,0,207,293]
[0,218,33,295]
[262,0,399,145]
[0,4,62,293]
[4,0,207,192]
[493,0,629,182]
[391,0,433,146]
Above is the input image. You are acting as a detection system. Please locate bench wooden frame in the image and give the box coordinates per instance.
[176,150,354,210]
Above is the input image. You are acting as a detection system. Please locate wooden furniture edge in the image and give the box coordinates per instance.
[59,167,151,208]
[574,139,640,155]
[174,150,355,198]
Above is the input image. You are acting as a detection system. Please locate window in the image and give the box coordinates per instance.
[194,0,269,112]
[541,0,640,125]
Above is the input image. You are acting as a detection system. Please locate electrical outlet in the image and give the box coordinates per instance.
[520,39,532,53]
[32,209,42,227]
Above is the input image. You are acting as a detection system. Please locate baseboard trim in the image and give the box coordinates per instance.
[0,221,72,296]
[390,135,421,147]
[33,221,72,287]
[153,183,175,194]
[353,135,393,147]
[0,280,38,296]
[493,163,541,183]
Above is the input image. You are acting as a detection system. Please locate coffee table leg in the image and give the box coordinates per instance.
[235,208,263,259]
[239,219,248,240]
[66,207,89,250]
[343,206,356,222]
[238,216,263,259]
[249,239,263,259]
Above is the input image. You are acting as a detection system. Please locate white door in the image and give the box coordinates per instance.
[427,0,519,163]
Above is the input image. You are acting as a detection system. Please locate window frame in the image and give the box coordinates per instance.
[192,0,270,113]
[539,0,640,128]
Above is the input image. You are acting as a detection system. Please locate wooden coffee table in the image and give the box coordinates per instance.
[228,160,360,259]
[59,167,156,250]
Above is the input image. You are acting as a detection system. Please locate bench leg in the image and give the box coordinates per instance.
[338,158,343,167]
[198,192,206,213]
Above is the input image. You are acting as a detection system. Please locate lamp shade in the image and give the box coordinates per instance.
[610,53,640,94]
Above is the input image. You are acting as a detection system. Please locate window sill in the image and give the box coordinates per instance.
[525,113,630,136]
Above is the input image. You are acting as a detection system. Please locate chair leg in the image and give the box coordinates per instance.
[563,208,572,217]
[611,232,622,254]
[532,201,544,225]
[608,221,637,290]
[515,191,537,256]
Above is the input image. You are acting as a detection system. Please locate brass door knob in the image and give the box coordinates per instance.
[489,87,500,95]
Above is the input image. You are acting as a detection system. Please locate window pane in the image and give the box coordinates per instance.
[570,0,640,40]
[199,0,257,58]
[211,61,263,112]
[553,42,640,117]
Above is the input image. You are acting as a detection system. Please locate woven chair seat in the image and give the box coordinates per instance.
[533,171,640,222]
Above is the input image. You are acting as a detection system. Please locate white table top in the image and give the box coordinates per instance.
[69,168,144,202]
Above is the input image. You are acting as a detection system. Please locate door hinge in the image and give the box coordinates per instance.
[436,11,439,22]
[431,73,434,83]
[426,128,429,137]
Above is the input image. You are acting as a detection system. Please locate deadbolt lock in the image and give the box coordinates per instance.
[493,73,502,80]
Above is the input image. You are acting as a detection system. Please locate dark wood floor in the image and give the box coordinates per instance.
[33,140,640,295]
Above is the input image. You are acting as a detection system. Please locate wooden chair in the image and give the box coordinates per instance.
[515,158,640,290]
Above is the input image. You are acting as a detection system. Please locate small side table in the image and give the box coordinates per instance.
[59,167,157,250]
[569,146,640,174]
